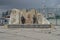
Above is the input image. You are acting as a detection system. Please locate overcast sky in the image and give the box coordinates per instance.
[0,0,60,9]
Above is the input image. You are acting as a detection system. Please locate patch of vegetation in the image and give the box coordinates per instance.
[47,15,60,19]
[55,15,60,19]
[47,17,55,19]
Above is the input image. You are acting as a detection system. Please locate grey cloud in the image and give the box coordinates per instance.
[0,0,60,9]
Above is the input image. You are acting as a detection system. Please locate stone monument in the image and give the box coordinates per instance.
[8,9,50,25]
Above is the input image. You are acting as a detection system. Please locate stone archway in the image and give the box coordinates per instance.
[21,16,25,24]
[33,15,37,24]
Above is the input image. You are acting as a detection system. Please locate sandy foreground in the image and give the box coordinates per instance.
[0,26,60,40]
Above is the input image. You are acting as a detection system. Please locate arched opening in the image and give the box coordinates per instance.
[21,16,25,24]
[33,15,37,24]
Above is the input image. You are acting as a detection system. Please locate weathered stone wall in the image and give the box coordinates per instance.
[9,9,20,24]
[9,9,50,25]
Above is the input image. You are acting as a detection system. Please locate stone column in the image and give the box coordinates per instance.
[9,9,20,24]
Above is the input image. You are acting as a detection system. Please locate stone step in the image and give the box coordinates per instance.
[5,24,52,28]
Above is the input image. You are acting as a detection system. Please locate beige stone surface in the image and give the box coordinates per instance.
[9,9,50,25]
[9,9,20,24]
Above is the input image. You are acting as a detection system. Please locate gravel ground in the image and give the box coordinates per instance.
[0,26,60,40]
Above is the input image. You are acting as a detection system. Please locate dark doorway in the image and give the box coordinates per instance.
[33,15,37,24]
[21,16,25,24]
